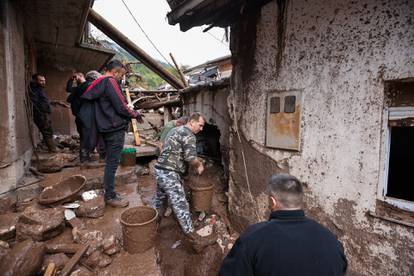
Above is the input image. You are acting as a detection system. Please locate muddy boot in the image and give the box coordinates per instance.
[45,137,57,152]
[186,230,217,253]
[105,194,129,208]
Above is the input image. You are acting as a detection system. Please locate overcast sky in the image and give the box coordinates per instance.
[93,0,230,67]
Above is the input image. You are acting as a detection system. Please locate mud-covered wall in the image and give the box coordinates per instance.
[228,0,414,274]
[0,0,32,193]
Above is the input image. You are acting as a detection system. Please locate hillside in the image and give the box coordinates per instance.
[100,39,182,89]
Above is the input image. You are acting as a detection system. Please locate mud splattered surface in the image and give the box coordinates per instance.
[154,164,236,276]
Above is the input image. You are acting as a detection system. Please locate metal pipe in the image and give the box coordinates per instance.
[88,8,185,89]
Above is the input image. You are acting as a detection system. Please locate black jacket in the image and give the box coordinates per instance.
[80,76,138,133]
[66,79,92,116]
[219,210,347,276]
[28,82,51,114]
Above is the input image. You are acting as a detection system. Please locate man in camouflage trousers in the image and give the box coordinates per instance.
[154,112,216,252]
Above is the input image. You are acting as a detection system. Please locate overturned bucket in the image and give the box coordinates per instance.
[120,206,158,254]
[190,182,215,212]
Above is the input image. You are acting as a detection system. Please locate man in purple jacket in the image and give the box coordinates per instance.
[81,60,143,207]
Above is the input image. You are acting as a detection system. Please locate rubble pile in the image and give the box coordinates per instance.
[34,152,79,173]
[0,179,123,275]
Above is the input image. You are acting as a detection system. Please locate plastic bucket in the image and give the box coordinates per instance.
[190,183,215,212]
[120,206,158,254]
[121,148,136,167]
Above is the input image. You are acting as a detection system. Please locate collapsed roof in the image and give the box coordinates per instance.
[166,0,272,31]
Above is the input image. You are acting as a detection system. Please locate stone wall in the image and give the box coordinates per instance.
[0,0,32,194]
[228,0,414,275]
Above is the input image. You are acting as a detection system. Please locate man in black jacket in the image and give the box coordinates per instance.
[67,71,102,163]
[219,173,347,276]
[28,73,56,152]
[81,60,143,208]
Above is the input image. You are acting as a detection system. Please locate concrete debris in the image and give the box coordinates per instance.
[0,212,19,240]
[75,195,105,218]
[81,190,100,201]
[0,240,46,276]
[69,266,93,276]
[83,250,112,269]
[55,135,80,150]
[41,253,70,272]
[72,228,104,255]
[36,153,78,173]
[67,217,85,229]
[65,209,76,221]
[16,205,65,241]
[171,240,181,249]
[63,203,81,209]
[0,194,17,214]
[102,235,120,255]
[198,211,206,221]
[0,240,10,249]
[196,224,213,237]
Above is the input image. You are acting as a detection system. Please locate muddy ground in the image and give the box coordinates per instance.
[0,148,236,276]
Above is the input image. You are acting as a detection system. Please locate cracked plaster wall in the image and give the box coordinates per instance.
[228,0,414,274]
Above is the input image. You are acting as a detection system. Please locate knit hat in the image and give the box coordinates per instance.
[85,70,101,80]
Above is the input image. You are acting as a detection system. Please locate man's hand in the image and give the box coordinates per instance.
[135,112,145,124]
[197,163,204,175]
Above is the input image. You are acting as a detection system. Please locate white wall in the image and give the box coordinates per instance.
[228,0,414,274]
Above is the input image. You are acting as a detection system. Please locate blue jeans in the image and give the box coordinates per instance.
[102,130,125,200]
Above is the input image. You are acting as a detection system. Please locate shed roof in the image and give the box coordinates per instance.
[166,0,272,31]
[18,0,114,72]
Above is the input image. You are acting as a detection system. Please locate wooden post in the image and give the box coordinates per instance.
[125,87,141,146]
[60,245,89,276]
[169,53,188,87]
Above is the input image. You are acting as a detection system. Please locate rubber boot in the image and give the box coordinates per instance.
[45,137,57,152]
[186,229,217,253]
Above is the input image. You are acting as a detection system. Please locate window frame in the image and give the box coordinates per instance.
[382,106,414,212]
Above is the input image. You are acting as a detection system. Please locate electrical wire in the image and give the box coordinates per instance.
[120,0,174,68]
[205,30,229,47]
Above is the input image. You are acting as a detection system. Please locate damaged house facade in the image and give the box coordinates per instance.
[0,0,115,193]
[168,0,414,275]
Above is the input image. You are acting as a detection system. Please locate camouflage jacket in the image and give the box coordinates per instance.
[156,125,197,174]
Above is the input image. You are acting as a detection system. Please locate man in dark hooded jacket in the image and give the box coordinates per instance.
[81,60,143,208]
[67,71,102,163]
[28,73,56,152]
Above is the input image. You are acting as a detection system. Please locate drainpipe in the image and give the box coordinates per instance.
[88,8,185,90]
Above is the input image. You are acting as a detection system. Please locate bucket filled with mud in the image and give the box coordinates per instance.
[120,206,158,254]
[190,180,215,212]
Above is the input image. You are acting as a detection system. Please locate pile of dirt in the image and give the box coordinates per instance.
[154,162,238,276]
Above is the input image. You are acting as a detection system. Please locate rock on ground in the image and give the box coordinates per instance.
[0,240,46,276]
[16,205,64,241]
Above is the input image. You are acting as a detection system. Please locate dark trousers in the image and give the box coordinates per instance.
[33,111,53,140]
[102,130,125,200]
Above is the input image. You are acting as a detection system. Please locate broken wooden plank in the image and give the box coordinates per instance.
[125,87,141,146]
[88,9,185,89]
[60,244,89,276]
[46,243,83,254]
[44,263,57,276]
[138,98,181,110]
[170,53,188,87]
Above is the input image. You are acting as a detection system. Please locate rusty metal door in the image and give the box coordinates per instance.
[266,90,302,150]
